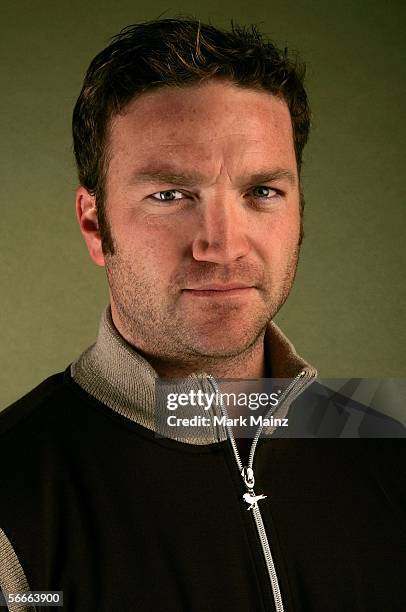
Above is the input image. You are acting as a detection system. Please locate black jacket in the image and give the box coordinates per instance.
[0,368,405,612]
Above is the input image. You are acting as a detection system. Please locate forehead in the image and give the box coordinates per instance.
[108,80,296,174]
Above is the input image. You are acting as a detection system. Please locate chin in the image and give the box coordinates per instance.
[184,327,264,359]
[174,303,272,358]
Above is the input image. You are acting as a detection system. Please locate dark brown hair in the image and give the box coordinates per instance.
[72,18,310,254]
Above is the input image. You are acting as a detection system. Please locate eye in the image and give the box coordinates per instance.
[150,190,184,202]
[250,186,279,200]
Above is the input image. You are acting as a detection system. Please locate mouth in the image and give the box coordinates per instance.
[182,284,256,298]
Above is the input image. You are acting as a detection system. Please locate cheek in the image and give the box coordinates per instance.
[117,217,187,276]
[258,209,300,257]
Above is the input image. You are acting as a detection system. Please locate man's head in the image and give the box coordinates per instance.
[73,19,310,372]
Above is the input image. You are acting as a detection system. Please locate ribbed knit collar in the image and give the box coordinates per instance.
[71,305,317,444]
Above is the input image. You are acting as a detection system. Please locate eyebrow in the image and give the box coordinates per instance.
[240,170,297,188]
[129,167,297,188]
[130,169,205,188]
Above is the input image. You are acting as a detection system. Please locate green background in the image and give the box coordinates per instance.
[1,0,405,410]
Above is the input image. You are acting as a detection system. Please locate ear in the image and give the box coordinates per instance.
[76,186,105,267]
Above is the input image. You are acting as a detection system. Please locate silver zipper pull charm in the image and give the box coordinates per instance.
[243,492,267,511]
[241,467,267,510]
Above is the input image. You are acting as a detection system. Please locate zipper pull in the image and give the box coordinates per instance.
[242,466,255,489]
[241,467,267,511]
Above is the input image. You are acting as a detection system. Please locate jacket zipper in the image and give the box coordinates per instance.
[208,370,316,612]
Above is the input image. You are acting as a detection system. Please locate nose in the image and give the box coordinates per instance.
[191,192,250,264]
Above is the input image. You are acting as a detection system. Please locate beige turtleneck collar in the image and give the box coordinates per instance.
[70,305,317,445]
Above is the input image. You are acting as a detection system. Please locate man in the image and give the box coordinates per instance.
[0,18,404,612]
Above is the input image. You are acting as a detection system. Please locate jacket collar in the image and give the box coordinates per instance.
[71,305,317,444]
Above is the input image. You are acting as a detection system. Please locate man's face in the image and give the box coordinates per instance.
[102,81,301,363]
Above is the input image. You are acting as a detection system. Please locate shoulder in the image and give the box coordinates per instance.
[290,380,406,438]
[0,367,109,511]
[0,367,101,455]
[0,367,147,464]
[0,370,72,438]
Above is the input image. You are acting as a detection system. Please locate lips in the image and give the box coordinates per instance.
[182,284,256,298]
[184,283,254,291]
